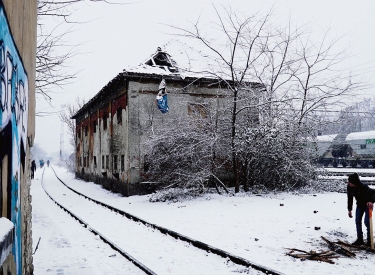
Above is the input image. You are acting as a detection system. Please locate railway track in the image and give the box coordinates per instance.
[318,169,375,185]
[41,166,284,275]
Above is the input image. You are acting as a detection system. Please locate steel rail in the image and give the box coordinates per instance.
[319,171,375,185]
[41,167,158,275]
[50,166,284,275]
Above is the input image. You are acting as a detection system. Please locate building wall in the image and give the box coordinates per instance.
[76,87,129,194]
[75,75,241,196]
[128,79,232,190]
[0,1,37,275]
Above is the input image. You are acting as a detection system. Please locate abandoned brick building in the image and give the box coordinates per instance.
[72,48,261,196]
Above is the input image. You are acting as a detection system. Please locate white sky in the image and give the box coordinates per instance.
[32,165,375,274]
[34,0,375,155]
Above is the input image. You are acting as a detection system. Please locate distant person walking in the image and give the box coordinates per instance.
[47,160,50,167]
[347,173,375,246]
[30,160,36,179]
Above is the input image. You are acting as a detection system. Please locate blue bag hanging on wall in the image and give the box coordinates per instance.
[156,79,169,113]
[156,94,169,113]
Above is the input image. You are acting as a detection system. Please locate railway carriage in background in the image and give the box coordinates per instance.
[316,130,375,168]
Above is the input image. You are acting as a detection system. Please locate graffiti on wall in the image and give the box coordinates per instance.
[0,3,29,275]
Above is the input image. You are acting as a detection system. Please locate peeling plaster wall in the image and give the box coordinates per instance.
[127,78,232,194]
[75,88,130,194]
[75,73,260,196]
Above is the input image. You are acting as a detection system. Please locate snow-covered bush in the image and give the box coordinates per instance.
[236,125,317,191]
[144,107,232,200]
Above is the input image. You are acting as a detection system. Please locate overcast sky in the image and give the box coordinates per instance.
[34,0,375,155]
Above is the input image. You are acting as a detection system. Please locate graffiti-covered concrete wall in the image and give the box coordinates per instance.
[0,1,37,275]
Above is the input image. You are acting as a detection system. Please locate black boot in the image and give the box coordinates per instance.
[352,238,364,246]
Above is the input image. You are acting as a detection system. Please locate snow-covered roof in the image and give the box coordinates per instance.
[72,46,264,119]
[346,131,375,141]
[316,134,337,142]
[124,47,223,80]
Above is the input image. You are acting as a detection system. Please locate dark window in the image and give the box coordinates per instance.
[106,155,109,170]
[102,155,105,169]
[121,155,124,171]
[85,126,88,136]
[144,154,149,172]
[117,107,122,124]
[94,156,97,167]
[113,155,118,171]
[93,120,97,133]
[361,144,367,149]
[103,114,107,130]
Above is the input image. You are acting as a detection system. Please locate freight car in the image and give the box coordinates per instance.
[315,131,375,168]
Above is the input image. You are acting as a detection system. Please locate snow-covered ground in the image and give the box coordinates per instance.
[31,166,375,275]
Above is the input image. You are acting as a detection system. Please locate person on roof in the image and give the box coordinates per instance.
[347,173,375,246]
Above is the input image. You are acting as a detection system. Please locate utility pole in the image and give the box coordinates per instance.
[60,104,66,160]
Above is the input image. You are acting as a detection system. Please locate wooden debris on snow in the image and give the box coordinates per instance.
[285,236,375,264]
[321,236,356,258]
[335,239,375,254]
[285,248,339,264]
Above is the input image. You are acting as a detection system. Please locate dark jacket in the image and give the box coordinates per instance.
[31,161,36,171]
[347,181,375,211]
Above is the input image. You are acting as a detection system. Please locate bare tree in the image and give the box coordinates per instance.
[59,97,85,149]
[157,6,365,193]
[167,7,276,192]
[36,22,76,102]
[36,0,127,104]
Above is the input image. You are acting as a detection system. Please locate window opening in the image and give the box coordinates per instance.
[121,155,124,171]
[117,107,122,124]
[113,155,118,171]
[93,120,97,133]
[103,113,107,130]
